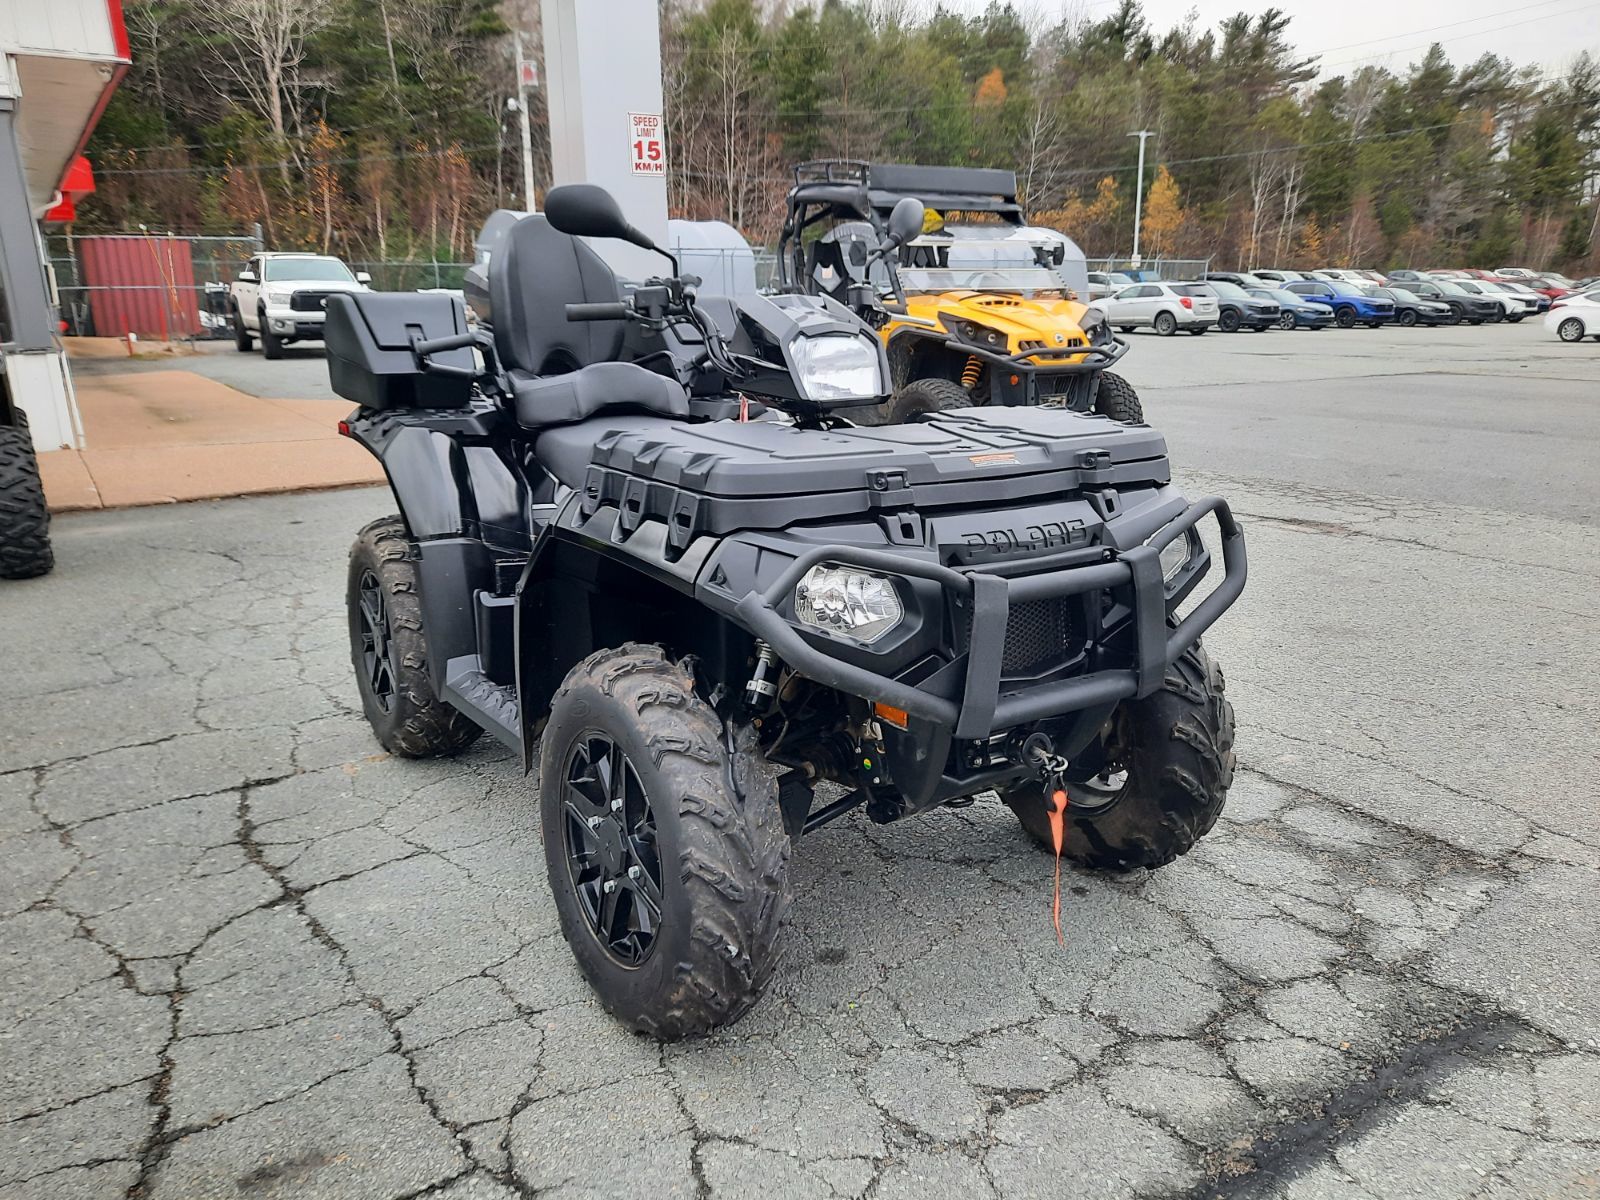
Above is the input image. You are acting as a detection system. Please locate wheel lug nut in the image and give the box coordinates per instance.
[602,879,618,893]
[628,865,641,879]
[587,816,603,830]
[610,799,623,812]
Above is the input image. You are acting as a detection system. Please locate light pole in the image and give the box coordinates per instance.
[1128,129,1154,267]
[513,32,538,212]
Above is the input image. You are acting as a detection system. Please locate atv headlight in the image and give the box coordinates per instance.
[1158,533,1194,584]
[790,334,884,402]
[794,565,903,644]
[1079,305,1111,343]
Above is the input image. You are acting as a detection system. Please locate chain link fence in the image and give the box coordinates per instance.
[45,234,789,341]
[1086,256,1213,281]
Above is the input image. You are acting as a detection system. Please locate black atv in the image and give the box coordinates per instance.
[328,184,1247,1039]
[0,374,53,579]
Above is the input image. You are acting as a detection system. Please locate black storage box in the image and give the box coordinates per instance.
[324,292,475,409]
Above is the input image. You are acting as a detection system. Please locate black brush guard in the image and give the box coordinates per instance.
[733,497,1245,740]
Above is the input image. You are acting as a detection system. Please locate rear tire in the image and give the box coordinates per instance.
[1188,327,1206,336]
[1154,311,1178,336]
[1000,641,1234,872]
[1277,312,1296,330]
[540,645,791,1039]
[1094,372,1144,423]
[260,308,284,359]
[346,515,482,757]
[0,413,53,580]
[850,376,971,426]
[1558,317,1586,342]
[232,307,254,351]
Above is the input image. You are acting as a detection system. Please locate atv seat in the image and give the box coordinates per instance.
[511,363,688,432]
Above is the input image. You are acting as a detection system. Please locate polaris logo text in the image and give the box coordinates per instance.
[961,520,1087,556]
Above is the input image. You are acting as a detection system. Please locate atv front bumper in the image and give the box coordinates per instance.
[734,495,1246,742]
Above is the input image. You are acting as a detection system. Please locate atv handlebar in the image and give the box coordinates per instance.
[565,301,634,322]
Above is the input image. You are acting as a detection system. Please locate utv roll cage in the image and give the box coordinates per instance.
[777,160,1029,294]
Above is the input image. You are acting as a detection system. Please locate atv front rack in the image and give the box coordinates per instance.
[732,497,1246,741]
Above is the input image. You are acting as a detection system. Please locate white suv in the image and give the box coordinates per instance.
[1100,281,1219,335]
[231,253,371,359]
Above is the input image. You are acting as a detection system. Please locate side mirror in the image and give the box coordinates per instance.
[885,197,925,248]
[847,241,868,267]
[238,270,257,283]
[545,183,657,252]
[355,271,372,285]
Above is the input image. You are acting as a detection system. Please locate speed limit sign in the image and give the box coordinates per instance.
[629,112,665,176]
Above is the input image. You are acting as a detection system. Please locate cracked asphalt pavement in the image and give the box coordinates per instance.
[4,323,1599,1199]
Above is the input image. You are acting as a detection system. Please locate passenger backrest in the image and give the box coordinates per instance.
[488,215,626,374]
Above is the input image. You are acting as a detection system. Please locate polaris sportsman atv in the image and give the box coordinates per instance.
[779,160,1142,427]
[328,184,1246,1040]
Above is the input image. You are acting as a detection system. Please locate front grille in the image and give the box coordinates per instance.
[290,291,334,312]
[1002,597,1086,677]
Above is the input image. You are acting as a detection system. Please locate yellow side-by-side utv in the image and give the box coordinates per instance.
[777,160,1142,425]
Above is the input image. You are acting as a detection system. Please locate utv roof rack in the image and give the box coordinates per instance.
[789,160,1026,224]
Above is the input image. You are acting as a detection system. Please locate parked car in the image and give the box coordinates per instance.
[1498,266,1537,278]
[1100,281,1219,335]
[1362,285,1451,327]
[230,252,372,359]
[1203,271,1268,289]
[1200,280,1279,331]
[1384,269,1428,285]
[1283,279,1395,327]
[1308,268,1369,284]
[1545,290,1600,342]
[1450,279,1528,322]
[1253,268,1309,284]
[1351,270,1387,284]
[1520,277,1572,301]
[1486,279,1552,312]
[1248,286,1332,330]
[1085,270,1136,300]
[1388,280,1499,325]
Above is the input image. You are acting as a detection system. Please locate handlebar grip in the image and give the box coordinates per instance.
[565,302,632,322]
[411,331,476,355]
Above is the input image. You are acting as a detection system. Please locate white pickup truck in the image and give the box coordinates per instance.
[230,253,371,358]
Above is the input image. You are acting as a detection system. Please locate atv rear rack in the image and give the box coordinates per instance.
[732,497,1246,741]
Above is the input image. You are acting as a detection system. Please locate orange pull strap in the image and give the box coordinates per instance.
[1047,788,1068,944]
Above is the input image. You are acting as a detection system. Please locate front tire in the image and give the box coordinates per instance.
[1335,307,1357,329]
[232,306,254,351]
[0,414,54,580]
[346,516,482,757]
[1094,372,1144,423]
[850,376,970,426]
[1558,317,1586,343]
[1154,311,1178,336]
[1218,309,1241,333]
[540,645,791,1039]
[1000,641,1234,872]
[259,308,284,360]
[1398,309,1418,327]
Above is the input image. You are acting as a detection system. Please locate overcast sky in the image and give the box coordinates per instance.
[926,0,1600,82]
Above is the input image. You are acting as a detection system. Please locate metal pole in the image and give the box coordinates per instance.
[1128,130,1153,267]
[515,32,538,213]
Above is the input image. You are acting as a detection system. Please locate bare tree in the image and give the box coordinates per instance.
[199,0,334,149]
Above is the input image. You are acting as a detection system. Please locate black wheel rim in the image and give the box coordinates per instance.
[356,569,398,712]
[1066,708,1134,814]
[562,734,664,967]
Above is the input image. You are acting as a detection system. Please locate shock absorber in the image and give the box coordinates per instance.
[744,642,779,709]
[961,354,983,390]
